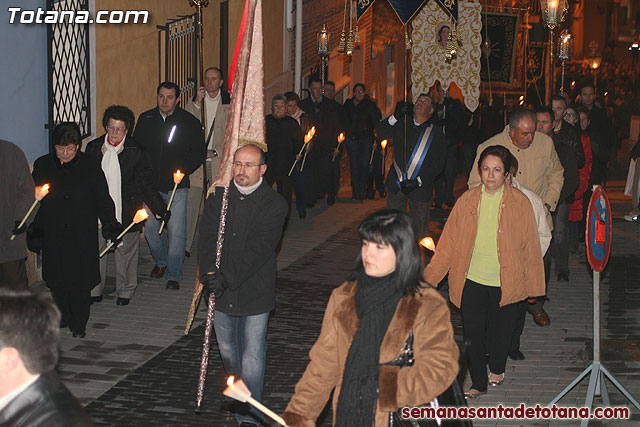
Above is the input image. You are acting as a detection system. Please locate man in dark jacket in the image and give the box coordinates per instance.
[0,290,92,426]
[299,78,347,205]
[85,106,168,305]
[376,94,446,239]
[265,94,304,218]
[536,106,578,283]
[134,82,206,290]
[0,140,34,289]
[199,144,287,426]
[579,83,611,185]
[551,95,585,169]
[433,84,466,209]
[343,83,382,200]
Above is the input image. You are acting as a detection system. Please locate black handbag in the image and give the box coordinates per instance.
[386,332,472,427]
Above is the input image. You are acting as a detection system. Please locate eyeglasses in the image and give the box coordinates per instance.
[233,162,262,169]
[106,126,127,133]
[54,145,78,154]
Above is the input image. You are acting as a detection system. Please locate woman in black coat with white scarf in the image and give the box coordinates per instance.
[28,122,121,338]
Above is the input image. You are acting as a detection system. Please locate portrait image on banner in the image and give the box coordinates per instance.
[411,1,482,111]
[480,13,520,85]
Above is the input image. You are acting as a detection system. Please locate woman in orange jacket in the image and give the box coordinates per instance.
[424,145,545,398]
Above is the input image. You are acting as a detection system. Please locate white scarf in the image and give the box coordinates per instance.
[289,108,303,125]
[101,136,125,222]
[234,177,262,195]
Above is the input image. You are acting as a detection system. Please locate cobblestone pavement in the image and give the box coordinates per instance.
[49,145,640,426]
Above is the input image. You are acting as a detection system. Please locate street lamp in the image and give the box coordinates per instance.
[558,31,572,96]
[540,0,568,101]
[317,24,330,89]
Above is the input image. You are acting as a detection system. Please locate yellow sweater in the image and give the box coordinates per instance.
[467,185,503,287]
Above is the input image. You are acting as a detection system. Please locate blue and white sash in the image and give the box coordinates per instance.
[394,124,435,185]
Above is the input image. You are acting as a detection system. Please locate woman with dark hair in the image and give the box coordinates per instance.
[28,122,122,338]
[85,106,168,306]
[281,209,459,426]
[424,145,544,398]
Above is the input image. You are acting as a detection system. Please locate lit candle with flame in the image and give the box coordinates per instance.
[333,132,346,161]
[133,208,149,224]
[291,128,316,175]
[420,237,436,251]
[224,376,289,426]
[11,184,51,240]
[159,170,183,234]
[100,208,149,257]
[173,169,185,184]
[36,183,50,201]
[380,139,388,150]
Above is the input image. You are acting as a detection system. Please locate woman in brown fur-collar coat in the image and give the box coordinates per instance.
[281,210,459,427]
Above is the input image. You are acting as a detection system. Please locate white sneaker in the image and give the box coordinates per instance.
[624,210,639,222]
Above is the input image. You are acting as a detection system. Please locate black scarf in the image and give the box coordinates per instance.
[335,270,403,427]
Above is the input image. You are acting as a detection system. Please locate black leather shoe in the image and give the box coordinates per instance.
[166,280,180,290]
[60,320,68,329]
[150,265,167,278]
[327,195,336,206]
[90,295,102,304]
[116,297,130,306]
[557,273,569,282]
[509,350,525,360]
[185,251,191,258]
[298,210,306,219]
[379,190,386,198]
[72,330,86,338]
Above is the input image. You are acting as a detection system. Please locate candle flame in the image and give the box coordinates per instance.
[380,139,388,149]
[35,184,51,200]
[173,170,185,184]
[227,376,235,386]
[338,132,345,143]
[133,209,149,223]
[420,237,435,251]
[304,131,313,143]
[549,0,557,8]
[309,126,316,137]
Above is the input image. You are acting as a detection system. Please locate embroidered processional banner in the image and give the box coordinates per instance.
[480,13,520,85]
[411,1,481,111]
